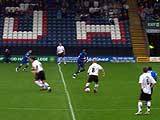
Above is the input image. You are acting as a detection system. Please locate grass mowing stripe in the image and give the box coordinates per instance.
[1,108,69,111]
[58,64,76,120]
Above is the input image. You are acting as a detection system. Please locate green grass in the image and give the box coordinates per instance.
[0,62,160,120]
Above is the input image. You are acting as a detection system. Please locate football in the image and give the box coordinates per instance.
[84,88,90,92]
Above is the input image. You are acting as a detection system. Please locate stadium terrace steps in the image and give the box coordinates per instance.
[127,0,149,57]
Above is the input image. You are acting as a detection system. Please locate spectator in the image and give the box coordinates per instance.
[61,1,69,17]
[3,48,11,63]
[137,0,160,21]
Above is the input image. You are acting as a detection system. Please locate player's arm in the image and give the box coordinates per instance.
[83,57,87,63]
[31,68,37,76]
[82,54,87,63]
[56,48,58,55]
[26,55,31,59]
[154,72,158,81]
[87,66,91,75]
[63,47,65,55]
[138,76,143,89]
[84,56,88,63]
[150,76,156,88]
[31,67,36,72]
[31,65,38,74]
[139,83,142,89]
[99,65,105,77]
[150,83,156,88]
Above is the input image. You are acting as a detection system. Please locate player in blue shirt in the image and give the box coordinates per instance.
[16,50,32,72]
[147,66,158,81]
[147,66,158,94]
[72,49,88,79]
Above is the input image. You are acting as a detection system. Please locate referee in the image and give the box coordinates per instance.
[56,42,66,64]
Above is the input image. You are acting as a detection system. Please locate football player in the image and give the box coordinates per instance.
[135,67,156,115]
[29,56,51,92]
[84,58,105,93]
[16,50,32,72]
[72,49,88,79]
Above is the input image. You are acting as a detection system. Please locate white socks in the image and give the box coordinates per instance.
[85,83,99,91]
[147,101,151,112]
[94,84,99,89]
[85,83,90,88]
[35,80,44,87]
[35,80,50,90]
[43,82,50,90]
[138,101,142,112]
[137,101,151,112]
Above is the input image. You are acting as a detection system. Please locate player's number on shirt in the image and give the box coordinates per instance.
[92,68,95,73]
[146,79,150,85]
[36,64,42,70]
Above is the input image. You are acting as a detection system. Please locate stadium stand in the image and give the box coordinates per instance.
[136,0,160,57]
[0,0,133,56]
[137,0,160,21]
[125,0,151,59]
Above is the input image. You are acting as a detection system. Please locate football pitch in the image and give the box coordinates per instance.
[0,62,159,120]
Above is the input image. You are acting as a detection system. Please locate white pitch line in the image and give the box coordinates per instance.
[76,107,160,111]
[58,64,76,120]
[1,107,160,111]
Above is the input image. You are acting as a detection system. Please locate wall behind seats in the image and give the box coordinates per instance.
[0,46,133,56]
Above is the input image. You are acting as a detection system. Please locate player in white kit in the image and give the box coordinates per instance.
[84,59,105,93]
[135,67,156,115]
[29,57,51,92]
[57,42,66,64]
